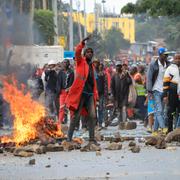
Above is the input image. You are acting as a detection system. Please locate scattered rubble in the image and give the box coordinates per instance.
[130,146,141,153]
[1,125,180,157]
[165,128,180,143]
[129,141,136,147]
[80,143,101,152]
[46,143,64,152]
[155,137,166,149]
[13,149,34,157]
[36,146,47,154]
[145,136,166,149]
[119,122,137,130]
[29,159,36,165]
[145,137,158,146]
[61,141,75,151]
[122,137,135,141]
[45,165,51,168]
[96,151,102,156]
[106,142,122,150]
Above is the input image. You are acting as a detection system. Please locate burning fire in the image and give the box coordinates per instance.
[0,76,63,146]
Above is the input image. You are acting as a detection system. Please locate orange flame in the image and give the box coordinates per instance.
[0,76,63,145]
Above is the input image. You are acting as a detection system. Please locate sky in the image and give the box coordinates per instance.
[62,0,137,14]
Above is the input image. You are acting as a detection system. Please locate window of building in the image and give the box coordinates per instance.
[122,22,125,28]
[112,22,119,28]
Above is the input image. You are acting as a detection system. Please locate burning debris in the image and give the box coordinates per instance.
[0,76,64,146]
[0,76,67,156]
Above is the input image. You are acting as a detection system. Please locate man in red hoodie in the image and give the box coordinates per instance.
[65,35,98,145]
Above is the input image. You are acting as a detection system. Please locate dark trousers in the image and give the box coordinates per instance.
[68,94,96,141]
[135,96,147,120]
[45,91,57,116]
[118,106,127,122]
[167,89,179,132]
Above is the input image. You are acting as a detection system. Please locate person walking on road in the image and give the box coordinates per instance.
[163,54,180,132]
[56,59,74,125]
[111,61,132,129]
[65,35,98,145]
[147,47,170,135]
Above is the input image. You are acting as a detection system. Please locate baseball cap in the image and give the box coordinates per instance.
[158,47,169,56]
[48,60,56,65]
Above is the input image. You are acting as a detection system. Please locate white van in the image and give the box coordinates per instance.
[9,45,64,68]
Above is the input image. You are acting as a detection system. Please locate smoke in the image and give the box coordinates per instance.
[0,2,41,82]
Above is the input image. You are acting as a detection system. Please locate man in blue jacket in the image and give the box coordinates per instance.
[147,47,170,135]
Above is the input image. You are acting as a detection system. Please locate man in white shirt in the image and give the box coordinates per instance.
[163,54,180,131]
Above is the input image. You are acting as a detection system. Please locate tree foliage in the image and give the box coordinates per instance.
[103,28,130,58]
[135,16,180,50]
[86,30,105,59]
[121,0,180,16]
[121,3,136,14]
[87,28,130,59]
[34,9,55,45]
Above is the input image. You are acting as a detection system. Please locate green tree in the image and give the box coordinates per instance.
[121,3,136,14]
[86,30,105,59]
[34,9,55,45]
[103,28,130,58]
[121,0,180,16]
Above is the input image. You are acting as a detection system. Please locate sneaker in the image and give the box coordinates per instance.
[152,131,158,136]
[162,128,168,135]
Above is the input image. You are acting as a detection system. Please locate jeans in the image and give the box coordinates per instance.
[68,94,96,141]
[97,95,105,126]
[166,88,179,132]
[153,90,165,131]
[177,116,180,128]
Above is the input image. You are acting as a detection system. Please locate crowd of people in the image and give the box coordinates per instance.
[0,36,180,145]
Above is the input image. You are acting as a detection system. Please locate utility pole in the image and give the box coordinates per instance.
[94,0,98,31]
[29,0,34,45]
[76,0,82,41]
[102,0,106,33]
[83,0,87,38]
[52,0,58,45]
[42,0,47,9]
[19,0,23,14]
[69,0,73,51]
